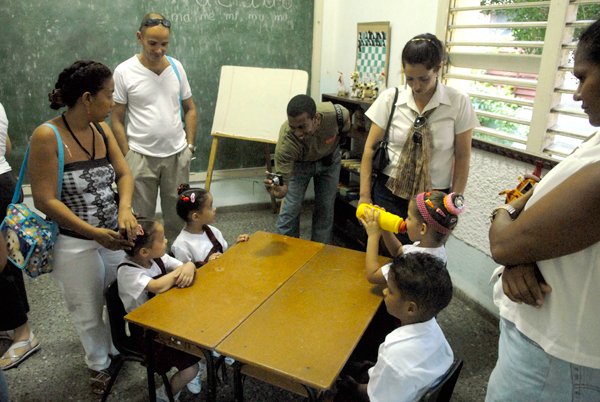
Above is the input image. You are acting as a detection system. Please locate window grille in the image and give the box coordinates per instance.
[436,0,600,160]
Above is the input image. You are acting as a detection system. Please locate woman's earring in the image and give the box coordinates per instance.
[87,107,91,115]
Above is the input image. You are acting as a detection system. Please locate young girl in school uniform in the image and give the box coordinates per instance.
[117,219,199,402]
[171,184,248,394]
[360,191,465,285]
[171,184,248,266]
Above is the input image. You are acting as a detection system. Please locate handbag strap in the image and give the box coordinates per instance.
[12,124,65,203]
[166,56,185,125]
[383,87,399,142]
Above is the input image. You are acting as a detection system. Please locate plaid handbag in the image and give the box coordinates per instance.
[1,123,64,278]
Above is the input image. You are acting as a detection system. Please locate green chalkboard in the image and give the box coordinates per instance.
[2,0,313,176]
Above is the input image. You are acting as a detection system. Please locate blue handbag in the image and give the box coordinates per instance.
[1,123,64,278]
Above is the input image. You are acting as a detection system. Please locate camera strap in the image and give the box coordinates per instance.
[334,104,346,134]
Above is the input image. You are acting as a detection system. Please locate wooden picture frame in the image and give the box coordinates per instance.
[355,21,391,84]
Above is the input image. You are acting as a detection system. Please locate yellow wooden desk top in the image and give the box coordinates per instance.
[216,245,388,391]
[125,231,325,350]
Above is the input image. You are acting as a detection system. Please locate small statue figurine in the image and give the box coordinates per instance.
[357,83,367,99]
[337,71,348,97]
[349,71,360,98]
[372,85,379,99]
[364,82,376,99]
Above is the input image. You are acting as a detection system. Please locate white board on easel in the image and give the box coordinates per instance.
[206,66,309,193]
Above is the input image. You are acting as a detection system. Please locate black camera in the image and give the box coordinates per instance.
[268,173,284,187]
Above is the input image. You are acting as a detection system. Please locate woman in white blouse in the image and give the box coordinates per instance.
[359,33,478,243]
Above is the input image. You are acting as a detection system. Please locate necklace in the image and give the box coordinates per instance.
[61,113,95,160]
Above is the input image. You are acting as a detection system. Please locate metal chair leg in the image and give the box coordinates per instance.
[145,330,157,402]
[161,374,175,402]
[100,358,125,402]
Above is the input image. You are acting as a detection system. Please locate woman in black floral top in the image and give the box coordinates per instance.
[29,60,137,396]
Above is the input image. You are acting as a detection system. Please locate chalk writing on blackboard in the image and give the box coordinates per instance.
[193,0,293,10]
[172,0,293,27]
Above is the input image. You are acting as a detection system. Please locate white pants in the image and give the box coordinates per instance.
[50,235,124,371]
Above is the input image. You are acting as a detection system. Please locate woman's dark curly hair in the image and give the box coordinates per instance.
[48,60,112,110]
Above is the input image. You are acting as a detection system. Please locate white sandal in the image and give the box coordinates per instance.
[0,330,14,341]
[0,331,40,370]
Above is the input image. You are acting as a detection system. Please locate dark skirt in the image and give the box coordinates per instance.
[371,173,412,245]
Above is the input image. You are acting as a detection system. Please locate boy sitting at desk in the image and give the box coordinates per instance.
[337,253,454,402]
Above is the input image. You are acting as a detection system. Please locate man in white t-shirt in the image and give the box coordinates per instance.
[112,13,198,246]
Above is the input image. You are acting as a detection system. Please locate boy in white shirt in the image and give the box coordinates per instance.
[117,219,198,402]
[337,253,454,402]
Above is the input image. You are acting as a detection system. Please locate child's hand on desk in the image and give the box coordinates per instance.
[359,208,382,238]
[208,253,221,262]
[174,262,196,288]
[236,234,249,244]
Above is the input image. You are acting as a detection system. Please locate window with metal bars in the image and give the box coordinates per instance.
[436,0,600,160]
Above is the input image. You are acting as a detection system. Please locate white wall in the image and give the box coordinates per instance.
[317,0,544,316]
[318,0,440,99]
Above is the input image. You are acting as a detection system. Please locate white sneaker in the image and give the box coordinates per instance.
[156,385,180,402]
[186,362,206,394]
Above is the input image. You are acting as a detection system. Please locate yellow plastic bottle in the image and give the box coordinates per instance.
[356,204,407,234]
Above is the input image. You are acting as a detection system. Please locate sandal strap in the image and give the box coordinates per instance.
[89,369,111,395]
[90,369,110,383]
[2,332,37,359]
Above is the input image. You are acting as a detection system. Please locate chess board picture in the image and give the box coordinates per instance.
[356,22,391,84]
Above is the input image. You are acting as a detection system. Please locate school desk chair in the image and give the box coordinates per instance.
[103,280,175,402]
[419,359,464,402]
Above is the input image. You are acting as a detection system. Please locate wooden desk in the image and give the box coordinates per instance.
[125,231,325,402]
[217,245,387,401]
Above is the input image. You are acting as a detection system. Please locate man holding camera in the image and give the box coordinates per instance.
[264,95,350,244]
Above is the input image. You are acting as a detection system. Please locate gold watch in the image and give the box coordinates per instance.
[489,204,517,223]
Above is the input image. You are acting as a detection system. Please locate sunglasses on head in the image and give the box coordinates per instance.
[140,18,171,30]
[412,116,427,144]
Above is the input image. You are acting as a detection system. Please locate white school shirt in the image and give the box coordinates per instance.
[117,254,183,313]
[365,84,479,189]
[0,103,11,175]
[380,242,447,281]
[503,131,600,368]
[367,318,454,402]
[113,55,192,157]
[171,226,229,263]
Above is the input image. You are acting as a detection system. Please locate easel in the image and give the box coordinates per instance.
[205,134,278,212]
[205,66,309,213]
